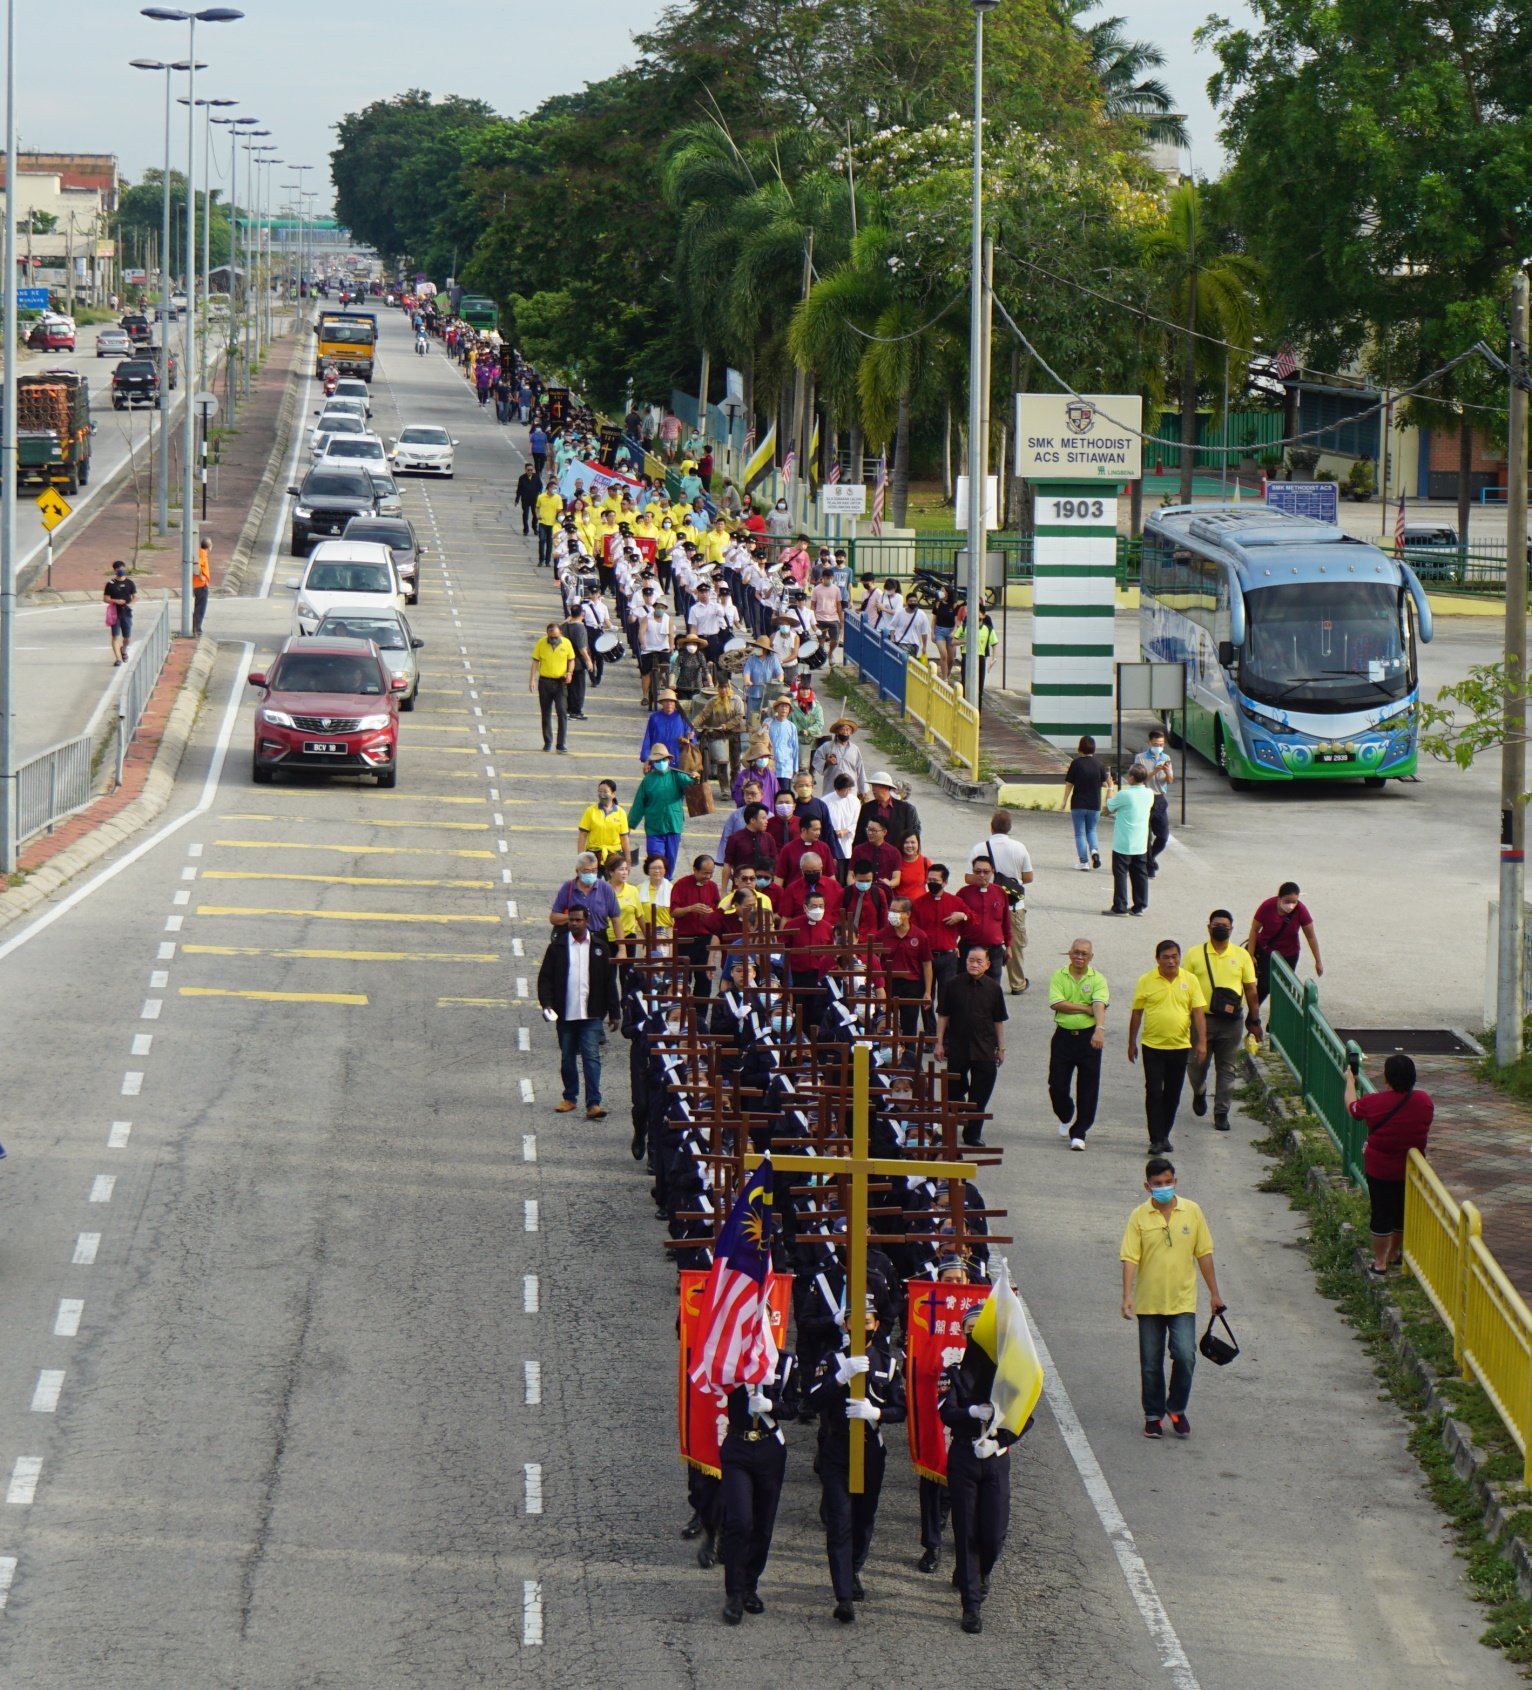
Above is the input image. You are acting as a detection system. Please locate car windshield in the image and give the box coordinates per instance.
[335,381,368,399]
[1242,581,1412,711]
[271,652,384,694]
[399,427,450,445]
[305,563,393,593]
[318,618,407,650]
[305,473,372,498]
[346,523,407,546]
[327,438,381,459]
[317,416,363,434]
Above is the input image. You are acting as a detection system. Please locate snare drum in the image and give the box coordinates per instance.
[720,635,749,672]
[593,631,623,660]
[797,636,827,670]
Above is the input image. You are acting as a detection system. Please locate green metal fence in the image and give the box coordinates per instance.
[780,533,1143,588]
[1266,956,1371,1186]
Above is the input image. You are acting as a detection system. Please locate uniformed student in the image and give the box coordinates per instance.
[917,1254,973,1572]
[810,1293,907,1622]
[717,1355,793,1625]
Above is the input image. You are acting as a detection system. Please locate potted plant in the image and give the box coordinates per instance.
[1287,447,1320,481]
[1259,451,1284,480]
[1345,459,1375,502]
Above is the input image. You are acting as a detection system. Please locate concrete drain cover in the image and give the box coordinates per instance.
[1331,1028,1479,1057]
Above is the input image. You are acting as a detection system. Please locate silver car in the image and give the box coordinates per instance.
[97,327,132,359]
[310,608,423,709]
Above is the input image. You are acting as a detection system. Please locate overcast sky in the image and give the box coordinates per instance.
[41,1,1243,209]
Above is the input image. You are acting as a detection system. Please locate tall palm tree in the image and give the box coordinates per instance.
[1140,181,1265,501]
[1056,4,1188,147]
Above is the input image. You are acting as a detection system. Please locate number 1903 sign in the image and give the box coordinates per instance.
[1016,393,1143,483]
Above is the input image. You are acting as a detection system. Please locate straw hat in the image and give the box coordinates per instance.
[656,688,678,702]
[745,732,772,760]
[828,716,857,734]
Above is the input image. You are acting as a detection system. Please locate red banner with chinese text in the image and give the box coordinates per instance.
[905,1280,989,1482]
[678,1269,793,1476]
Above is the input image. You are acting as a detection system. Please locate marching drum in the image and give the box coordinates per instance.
[797,636,827,670]
[720,635,750,672]
[593,631,624,660]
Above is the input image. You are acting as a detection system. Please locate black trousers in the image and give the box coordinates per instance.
[688,1467,722,1538]
[948,1054,998,1143]
[566,662,588,718]
[680,934,712,999]
[891,976,924,1038]
[791,970,829,1033]
[919,1474,951,1552]
[820,1441,886,1601]
[537,522,554,565]
[720,1432,786,1598]
[192,585,208,635]
[1049,1026,1102,1136]
[537,677,568,750]
[926,950,959,1034]
[1110,850,1149,913]
[1142,1044,1189,1144]
[947,1439,1010,1610]
[1146,794,1170,875]
[518,501,534,534]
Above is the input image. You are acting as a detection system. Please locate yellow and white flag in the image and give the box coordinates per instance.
[968,1256,1044,1436]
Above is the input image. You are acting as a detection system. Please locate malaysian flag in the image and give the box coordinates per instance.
[689,1157,778,1391]
[1271,341,1298,381]
[871,463,888,535]
[1394,491,1407,553]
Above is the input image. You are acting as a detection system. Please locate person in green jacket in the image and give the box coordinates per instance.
[790,685,826,769]
[626,744,695,879]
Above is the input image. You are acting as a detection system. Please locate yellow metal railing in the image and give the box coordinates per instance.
[903,657,980,781]
[1403,1148,1532,1483]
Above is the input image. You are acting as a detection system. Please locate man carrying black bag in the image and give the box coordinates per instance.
[1119,1157,1226,1440]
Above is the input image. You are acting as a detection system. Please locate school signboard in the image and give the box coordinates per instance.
[1015,393,1143,483]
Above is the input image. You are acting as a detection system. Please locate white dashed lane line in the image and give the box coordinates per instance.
[30,1372,64,1414]
[6,1459,42,1505]
[53,1300,83,1337]
[107,1121,131,1150]
[72,1234,100,1266]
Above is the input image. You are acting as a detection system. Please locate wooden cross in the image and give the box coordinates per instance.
[747,1041,977,1493]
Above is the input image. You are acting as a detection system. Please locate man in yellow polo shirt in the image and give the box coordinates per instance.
[535,483,564,568]
[1183,908,1261,1133]
[528,621,575,753]
[1127,939,1207,1154]
[1120,1156,1226,1438]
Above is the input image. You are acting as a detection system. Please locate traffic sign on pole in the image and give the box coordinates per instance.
[34,487,71,532]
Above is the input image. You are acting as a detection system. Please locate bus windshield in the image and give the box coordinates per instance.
[1242,581,1411,711]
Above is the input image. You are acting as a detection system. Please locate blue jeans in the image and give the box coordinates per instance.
[1071,808,1100,864]
[557,1019,602,1106]
[1137,1312,1197,1419]
[647,831,681,878]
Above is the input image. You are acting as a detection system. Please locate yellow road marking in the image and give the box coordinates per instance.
[436,996,529,1008]
[219,814,490,830]
[215,839,496,859]
[364,793,484,804]
[179,987,370,1005]
[201,870,494,889]
[184,944,499,963]
[196,906,501,925]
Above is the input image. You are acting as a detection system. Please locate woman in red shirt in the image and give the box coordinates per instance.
[895,831,932,902]
[1345,1053,1433,1276]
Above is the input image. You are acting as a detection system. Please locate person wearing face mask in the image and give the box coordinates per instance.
[733,736,779,810]
[1183,910,1261,1133]
[783,890,839,1030]
[775,815,828,886]
[823,772,860,874]
[766,695,800,781]
[766,497,793,543]
[775,849,843,925]
[1246,880,1323,1006]
[550,850,622,932]
[912,864,966,1031]
[1128,941,1208,1155]
[812,718,867,799]
[1120,1157,1226,1440]
[625,745,696,879]
[842,862,890,947]
[528,621,575,753]
[876,896,933,1038]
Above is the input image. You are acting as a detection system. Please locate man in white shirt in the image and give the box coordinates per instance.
[638,599,674,709]
[885,600,930,659]
[535,907,621,1120]
[771,613,804,687]
[687,582,730,662]
[968,809,1035,995]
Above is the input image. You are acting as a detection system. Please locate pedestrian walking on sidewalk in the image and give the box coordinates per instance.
[1102,765,1153,916]
[515,467,540,535]
[529,621,574,752]
[1247,881,1324,1005]
[1128,940,1207,1154]
[1120,1156,1226,1439]
[1345,1053,1433,1276]
[935,947,1008,1146]
[103,560,136,665]
[1047,939,1108,1149]
[1184,911,1261,1132]
[1135,726,1174,879]
[192,538,211,636]
[535,906,621,1119]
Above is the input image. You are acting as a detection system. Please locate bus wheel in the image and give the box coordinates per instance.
[1364,776,1387,789]
[1217,724,1252,792]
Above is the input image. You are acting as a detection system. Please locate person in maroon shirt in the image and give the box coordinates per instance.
[783,886,840,1031]
[876,896,933,1036]
[1345,1052,1433,1275]
[766,789,802,851]
[957,856,1011,977]
[723,803,780,889]
[849,818,900,892]
[670,853,722,994]
[776,851,843,924]
[842,863,889,949]
[912,863,968,1032]
[777,815,828,886]
[1246,880,1323,1006]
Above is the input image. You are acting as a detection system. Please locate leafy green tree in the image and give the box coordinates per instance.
[1072,8,1187,145]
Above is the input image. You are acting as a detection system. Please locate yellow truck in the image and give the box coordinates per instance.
[314,309,377,381]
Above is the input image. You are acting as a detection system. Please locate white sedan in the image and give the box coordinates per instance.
[286,541,406,637]
[389,424,455,478]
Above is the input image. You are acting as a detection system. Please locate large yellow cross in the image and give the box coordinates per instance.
[748,1042,978,1492]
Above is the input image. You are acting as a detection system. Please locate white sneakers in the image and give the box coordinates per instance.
[1070,1136,1086,1151]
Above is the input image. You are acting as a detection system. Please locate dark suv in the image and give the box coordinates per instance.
[112,358,161,409]
[290,465,379,556]
[120,313,152,346]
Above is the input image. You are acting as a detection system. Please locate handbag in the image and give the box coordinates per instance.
[985,842,1026,908]
[1198,1309,1240,1366]
[684,774,715,817]
[1202,944,1244,1021]
[104,603,118,628]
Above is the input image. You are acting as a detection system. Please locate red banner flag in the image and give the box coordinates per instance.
[678,1268,793,1476]
[905,1279,989,1482]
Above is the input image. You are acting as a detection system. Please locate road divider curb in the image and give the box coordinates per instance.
[0,634,218,933]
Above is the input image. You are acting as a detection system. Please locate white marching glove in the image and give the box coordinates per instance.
[834,1353,871,1386]
[845,1399,881,1423]
[747,1391,773,1417]
[968,1401,996,1424]
[972,1436,1000,1459]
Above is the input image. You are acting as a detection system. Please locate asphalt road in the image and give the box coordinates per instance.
[0,307,1516,1687]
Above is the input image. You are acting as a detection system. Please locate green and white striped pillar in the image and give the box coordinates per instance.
[1030,483,1117,749]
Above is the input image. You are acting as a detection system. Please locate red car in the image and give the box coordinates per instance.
[28,321,74,351]
[248,635,404,786]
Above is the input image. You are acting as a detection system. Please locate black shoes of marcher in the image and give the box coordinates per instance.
[834,1600,856,1625]
[1214,1115,1231,1132]
[961,1609,982,1635]
[980,1577,990,1597]
[917,1548,938,1574]
[852,1574,866,1601]
[697,1539,718,1569]
[741,1592,764,1615]
[722,1597,743,1625]
[630,1126,646,1160]
[1090,851,1101,868]
[1102,907,1128,916]
[1191,1092,1208,1116]
[681,1510,703,1539]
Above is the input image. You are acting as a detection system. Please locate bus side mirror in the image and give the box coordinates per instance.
[1217,640,1235,668]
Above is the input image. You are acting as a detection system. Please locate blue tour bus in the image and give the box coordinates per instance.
[1139,505,1434,787]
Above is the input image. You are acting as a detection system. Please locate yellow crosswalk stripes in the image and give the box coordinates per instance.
[201,871,495,889]
[183,944,500,963]
[179,987,370,1005]
[196,906,502,925]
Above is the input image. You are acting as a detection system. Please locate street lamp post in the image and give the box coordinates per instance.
[241,135,272,391]
[963,0,997,709]
[143,6,243,638]
[251,146,278,363]
[227,119,259,399]
[1,0,17,870]
[179,94,236,392]
[260,158,282,346]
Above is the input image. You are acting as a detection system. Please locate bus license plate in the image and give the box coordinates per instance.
[304,741,347,754]
[1316,751,1350,764]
